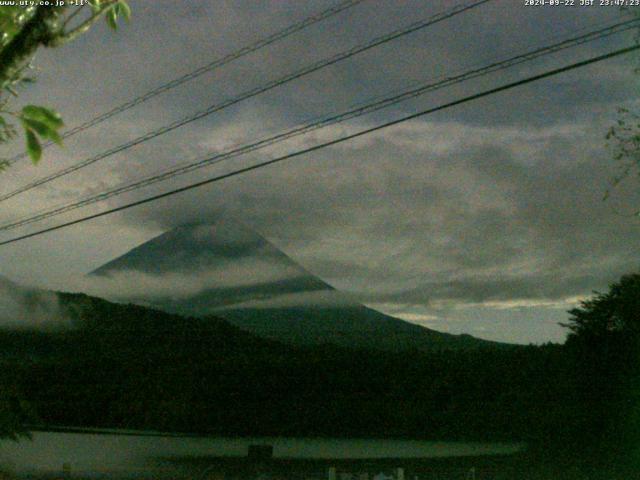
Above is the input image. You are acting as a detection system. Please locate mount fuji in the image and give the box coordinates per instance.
[91,220,497,351]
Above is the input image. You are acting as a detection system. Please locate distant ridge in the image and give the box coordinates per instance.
[0,289,540,439]
[92,220,501,351]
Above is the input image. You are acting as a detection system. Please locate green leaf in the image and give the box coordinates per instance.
[88,0,102,13]
[106,7,118,30]
[21,118,63,146]
[117,1,131,22]
[21,105,63,129]
[25,129,42,163]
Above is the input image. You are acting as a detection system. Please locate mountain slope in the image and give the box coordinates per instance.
[91,220,499,351]
[0,289,554,440]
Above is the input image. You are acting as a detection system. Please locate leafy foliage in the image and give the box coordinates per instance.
[104,0,131,30]
[0,1,130,166]
[19,105,64,162]
[561,273,640,464]
[0,0,130,442]
[0,6,37,49]
[605,108,640,212]
[563,273,640,339]
[0,380,33,441]
[604,9,640,209]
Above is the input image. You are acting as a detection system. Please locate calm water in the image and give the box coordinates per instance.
[0,431,523,477]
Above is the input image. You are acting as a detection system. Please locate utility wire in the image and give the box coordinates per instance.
[0,43,636,247]
[0,0,491,203]
[0,18,636,233]
[4,0,366,166]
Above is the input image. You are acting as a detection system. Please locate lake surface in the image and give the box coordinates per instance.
[0,430,523,477]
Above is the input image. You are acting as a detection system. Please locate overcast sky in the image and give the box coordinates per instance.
[0,0,639,344]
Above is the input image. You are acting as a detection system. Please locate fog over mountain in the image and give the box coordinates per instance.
[90,219,497,350]
[0,276,66,330]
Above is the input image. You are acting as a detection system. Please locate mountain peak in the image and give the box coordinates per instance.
[93,219,283,276]
[90,219,496,351]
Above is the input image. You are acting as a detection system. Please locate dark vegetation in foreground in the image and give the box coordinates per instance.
[0,274,638,476]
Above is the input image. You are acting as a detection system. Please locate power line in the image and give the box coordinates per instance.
[0,20,635,231]
[0,18,636,233]
[0,43,636,247]
[4,0,366,166]
[0,0,491,203]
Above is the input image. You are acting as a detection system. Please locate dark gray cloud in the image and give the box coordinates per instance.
[121,119,639,303]
[0,0,638,343]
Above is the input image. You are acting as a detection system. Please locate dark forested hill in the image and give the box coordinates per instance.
[0,290,571,441]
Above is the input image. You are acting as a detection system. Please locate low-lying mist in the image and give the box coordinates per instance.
[0,276,67,330]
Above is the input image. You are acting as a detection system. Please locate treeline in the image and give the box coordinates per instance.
[0,280,638,469]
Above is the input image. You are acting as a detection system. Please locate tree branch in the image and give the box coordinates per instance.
[61,4,86,30]
[0,6,60,88]
[56,2,117,45]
